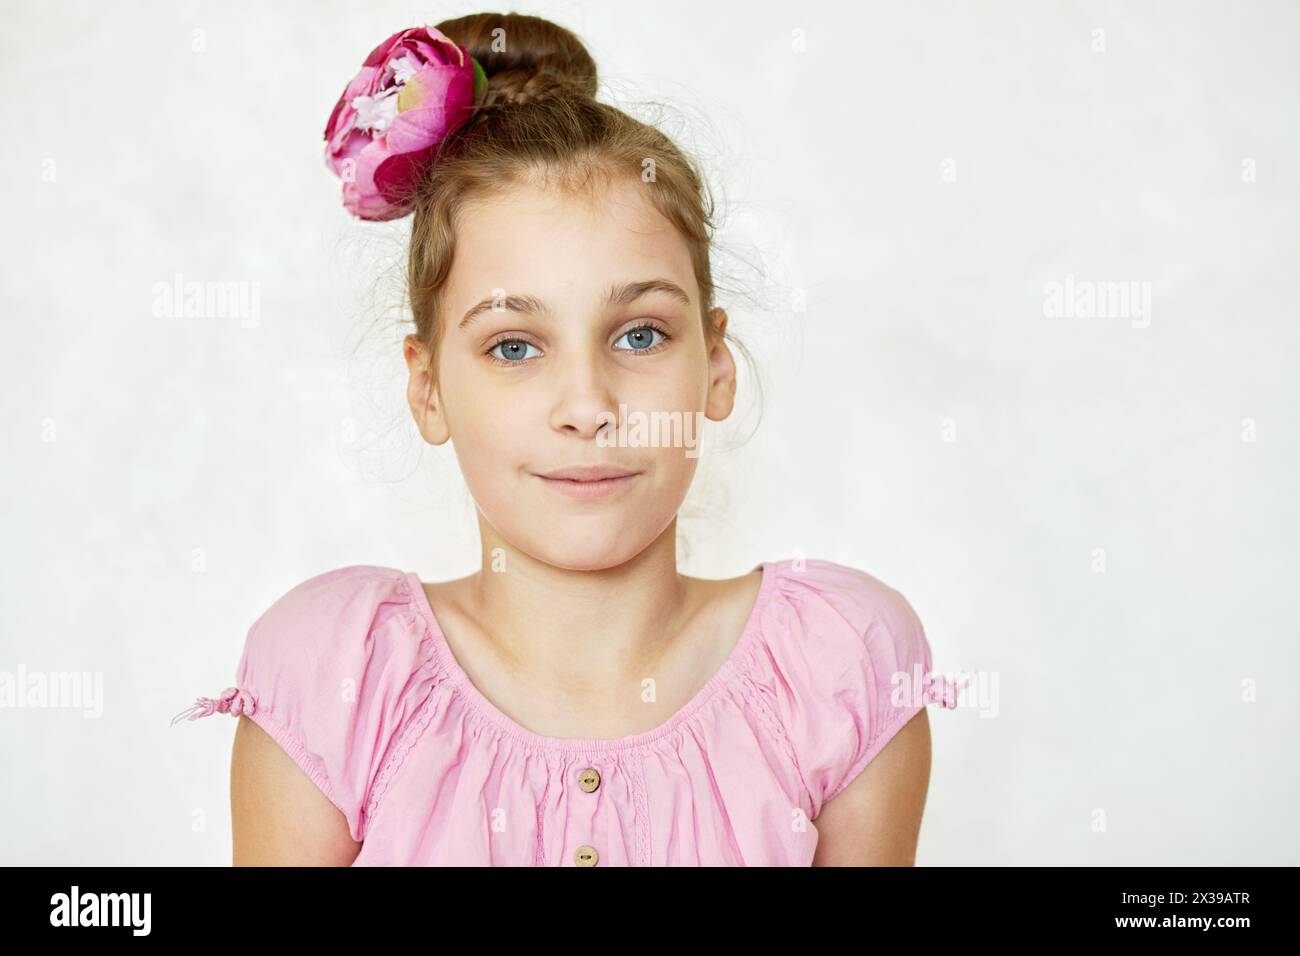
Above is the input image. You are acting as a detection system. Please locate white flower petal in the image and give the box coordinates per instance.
[351,88,400,134]
[390,52,422,85]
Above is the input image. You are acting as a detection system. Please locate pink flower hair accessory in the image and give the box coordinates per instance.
[323,25,488,221]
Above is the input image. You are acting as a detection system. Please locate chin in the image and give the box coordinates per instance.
[500,523,659,573]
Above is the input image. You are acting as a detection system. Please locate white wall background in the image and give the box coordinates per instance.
[1,0,1296,865]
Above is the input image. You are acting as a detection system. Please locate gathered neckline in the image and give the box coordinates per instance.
[401,561,780,754]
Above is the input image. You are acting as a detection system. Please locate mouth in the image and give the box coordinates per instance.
[531,466,643,500]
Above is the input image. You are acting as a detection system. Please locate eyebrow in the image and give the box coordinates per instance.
[457,278,692,330]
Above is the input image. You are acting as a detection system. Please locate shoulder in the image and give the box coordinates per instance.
[248,564,415,631]
[241,564,423,670]
[232,563,438,842]
[757,557,939,818]
[236,562,435,738]
[775,556,920,613]
[767,557,931,665]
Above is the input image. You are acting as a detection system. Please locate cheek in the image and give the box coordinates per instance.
[452,435,525,518]
[652,447,700,490]
[437,355,509,431]
[454,402,527,472]
[438,374,529,484]
[627,354,710,411]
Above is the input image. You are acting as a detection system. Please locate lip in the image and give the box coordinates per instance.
[532,465,642,500]
[536,465,640,481]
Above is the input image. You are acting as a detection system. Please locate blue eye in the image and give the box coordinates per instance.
[488,339,541,363]
[614,326,667,352]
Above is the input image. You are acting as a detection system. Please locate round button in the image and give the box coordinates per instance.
[574,844,599,867]
[577,768,601,793]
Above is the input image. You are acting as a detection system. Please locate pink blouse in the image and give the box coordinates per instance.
[172,557,961,866]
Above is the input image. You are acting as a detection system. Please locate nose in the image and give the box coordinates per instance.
[546,345,621,439]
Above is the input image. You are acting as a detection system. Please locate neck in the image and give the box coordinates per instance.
[464,519,697,703]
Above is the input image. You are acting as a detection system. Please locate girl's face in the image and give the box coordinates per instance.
[404,175,738,570]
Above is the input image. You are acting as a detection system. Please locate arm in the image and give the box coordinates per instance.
[810,708,932,866]
[230,715,362,866]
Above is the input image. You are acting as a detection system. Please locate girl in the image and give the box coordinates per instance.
[172,12,962,867]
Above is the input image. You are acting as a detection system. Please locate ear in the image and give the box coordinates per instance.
[403,334,451,445]
[703,307,737,423]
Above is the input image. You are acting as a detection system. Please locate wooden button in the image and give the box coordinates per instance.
[574,844,599,867]
[577,768,601,793]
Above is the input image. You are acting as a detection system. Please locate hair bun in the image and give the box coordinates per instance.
[322,14,601,220]
[436,12,598,109]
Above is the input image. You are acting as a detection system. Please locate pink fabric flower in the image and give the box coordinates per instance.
[323,26,487,221]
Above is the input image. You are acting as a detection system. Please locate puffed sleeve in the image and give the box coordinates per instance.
[759,559,961,819]
[170,566,434,843]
